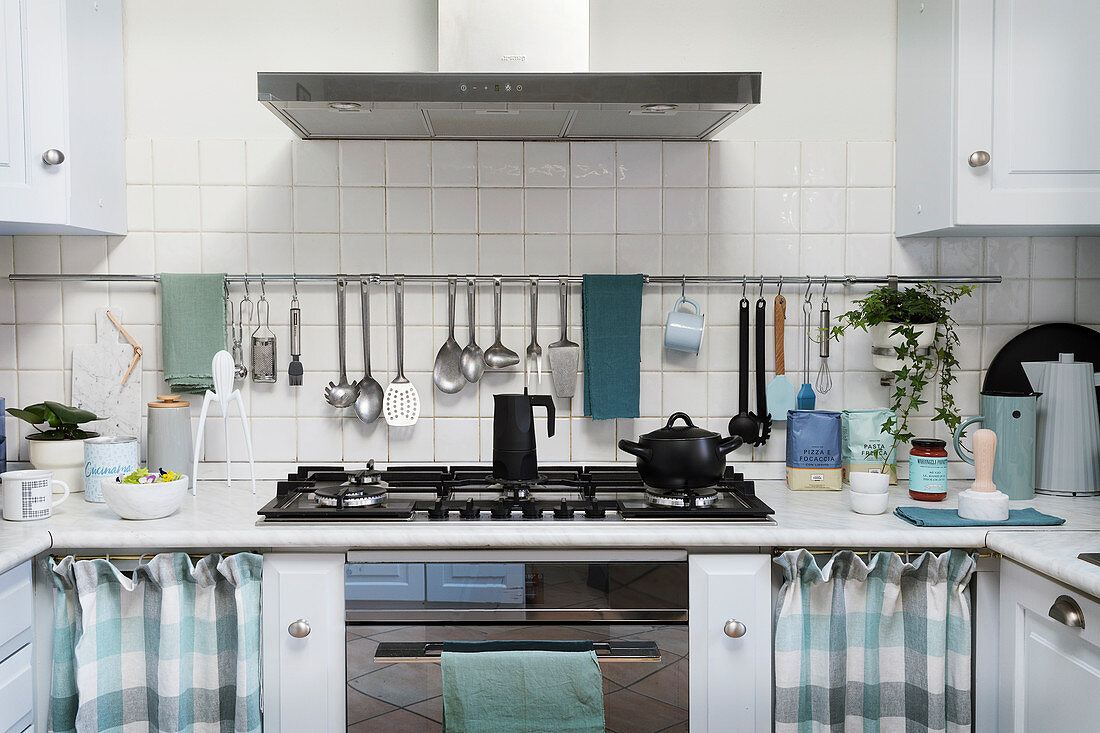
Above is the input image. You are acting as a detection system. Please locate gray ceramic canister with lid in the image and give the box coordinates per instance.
[147,395,194,488]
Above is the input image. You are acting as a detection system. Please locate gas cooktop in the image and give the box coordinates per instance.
[256,464,775,523]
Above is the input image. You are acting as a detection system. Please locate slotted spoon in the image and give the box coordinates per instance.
[383,275,421,426]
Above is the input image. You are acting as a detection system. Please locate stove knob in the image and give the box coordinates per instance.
[459,498,479,520]
[584,501,606,519]
[428,499,448,520]
[491,501,512,519]
[522,502,542,519]
[553,499,575,519]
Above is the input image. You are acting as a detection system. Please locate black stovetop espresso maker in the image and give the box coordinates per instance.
[492,390,555,482]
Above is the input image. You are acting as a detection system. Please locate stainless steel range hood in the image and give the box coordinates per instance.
[257,72,760,141]
[257,1,759,141]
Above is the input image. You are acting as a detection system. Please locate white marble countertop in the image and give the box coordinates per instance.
[3,479,1100,598]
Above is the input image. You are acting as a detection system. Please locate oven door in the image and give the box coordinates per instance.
[345,562,689,732]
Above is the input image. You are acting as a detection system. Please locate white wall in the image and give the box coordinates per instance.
[122,0,896,141]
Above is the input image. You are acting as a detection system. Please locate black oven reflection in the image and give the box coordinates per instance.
[345,562,689,732]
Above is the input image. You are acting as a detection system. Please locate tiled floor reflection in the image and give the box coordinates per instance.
[346,625,689,732]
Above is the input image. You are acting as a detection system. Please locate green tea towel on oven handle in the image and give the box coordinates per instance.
[582,273,643,420]
[894,506,1065,526]
[160,273,227,393]
[441,644,605,733]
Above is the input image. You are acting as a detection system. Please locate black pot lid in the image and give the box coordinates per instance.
[640,412,718,441]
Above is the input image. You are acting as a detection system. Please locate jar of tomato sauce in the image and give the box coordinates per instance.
[909,438,949,501]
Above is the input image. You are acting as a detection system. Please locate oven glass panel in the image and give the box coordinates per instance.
[346,623,688,732]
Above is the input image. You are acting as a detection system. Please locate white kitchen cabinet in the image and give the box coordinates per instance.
[998,559,1100,732]
[0,561,33,733]
[896,0,1100,236]
[345,562,425,601]
[262,554,345,732]
[688,554,771,733]
[0,0,125,235]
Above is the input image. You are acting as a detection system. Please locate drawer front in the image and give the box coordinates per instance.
[0,563,32,662]
[0,644,33,733]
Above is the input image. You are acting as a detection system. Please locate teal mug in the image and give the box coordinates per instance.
[953,391,1038,500]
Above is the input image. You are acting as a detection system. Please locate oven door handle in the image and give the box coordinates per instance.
[373,640,661,664]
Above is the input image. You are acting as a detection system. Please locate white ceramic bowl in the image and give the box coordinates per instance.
[101,475,187,520]
[849,489,890,515]
[849,471,891,494]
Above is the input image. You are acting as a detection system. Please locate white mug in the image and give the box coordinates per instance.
[664,297,705,354]
[2,470,70,521]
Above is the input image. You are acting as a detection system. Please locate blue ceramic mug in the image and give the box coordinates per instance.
[953,391,1038,500]
[664,297,705,355]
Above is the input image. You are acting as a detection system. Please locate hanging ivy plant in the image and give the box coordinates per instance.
[829,283,976,470]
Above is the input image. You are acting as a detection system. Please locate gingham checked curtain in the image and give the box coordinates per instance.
[773,550,975,733]
[49,553,262,733]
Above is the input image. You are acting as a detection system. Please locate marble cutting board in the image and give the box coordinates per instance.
[72,308,142,442]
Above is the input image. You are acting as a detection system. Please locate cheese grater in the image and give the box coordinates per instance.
[250,282,277,383]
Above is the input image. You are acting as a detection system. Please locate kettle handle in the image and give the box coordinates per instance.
[529,394,556,438]
[952,415,984,466]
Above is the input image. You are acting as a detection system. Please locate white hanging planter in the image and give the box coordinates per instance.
[869,322,938,373]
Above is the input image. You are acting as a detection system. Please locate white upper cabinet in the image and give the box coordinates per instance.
[0,0,124,235]
[896,0,1100,237]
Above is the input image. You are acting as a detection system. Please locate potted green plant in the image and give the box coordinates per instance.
[829,284,976,480]
[6,401,101,494]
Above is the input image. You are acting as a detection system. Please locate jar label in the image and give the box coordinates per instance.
[909,455,948,496]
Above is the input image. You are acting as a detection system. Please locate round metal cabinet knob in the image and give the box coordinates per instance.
[968,150,991,168]
[1048,595,1085,629]
[288,619,311,638]
[42,149,65,166]
[723,619,747,638]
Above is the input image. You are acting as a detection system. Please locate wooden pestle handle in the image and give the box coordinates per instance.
[775,294,786,376]
[971,428,997,493]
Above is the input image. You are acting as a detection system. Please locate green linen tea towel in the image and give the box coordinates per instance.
[894,506,1065,526]
[160,273,227,393]
[441,646,605,733]
[582,274,643,419]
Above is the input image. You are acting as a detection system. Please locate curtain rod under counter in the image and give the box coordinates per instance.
[7,273,1003,286]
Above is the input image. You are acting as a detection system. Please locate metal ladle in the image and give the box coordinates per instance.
[483,276,520,369]
[433,276,466,393]
[353,275,384,422]
[460,277,485,383]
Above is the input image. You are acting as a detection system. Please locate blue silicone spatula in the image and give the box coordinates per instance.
[796,298,816,409]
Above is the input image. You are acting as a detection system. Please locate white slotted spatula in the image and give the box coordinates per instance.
[383,275,420,426]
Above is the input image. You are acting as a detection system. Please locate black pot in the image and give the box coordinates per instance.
[617,412,742,490]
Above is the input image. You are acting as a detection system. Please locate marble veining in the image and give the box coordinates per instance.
[71,308,143,442]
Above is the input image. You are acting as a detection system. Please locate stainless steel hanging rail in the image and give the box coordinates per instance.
[6,273,1002,285]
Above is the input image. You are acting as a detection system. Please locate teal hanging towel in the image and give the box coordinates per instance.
[582,274,643,419]
[160,273,228,393]
[441,643,605,733]
[50,553,263,733]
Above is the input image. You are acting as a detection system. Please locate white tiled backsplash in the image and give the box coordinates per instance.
[2,139,1096,476]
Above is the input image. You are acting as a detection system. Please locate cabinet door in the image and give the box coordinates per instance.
[998,559,1100,732]
[262,554,345,732]
[957,0,1100,227]
[0,0,66,225]
[688,555,771,733]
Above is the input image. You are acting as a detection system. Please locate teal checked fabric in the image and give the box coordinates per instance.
[773,550,976,733]
[49,553,262,733]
